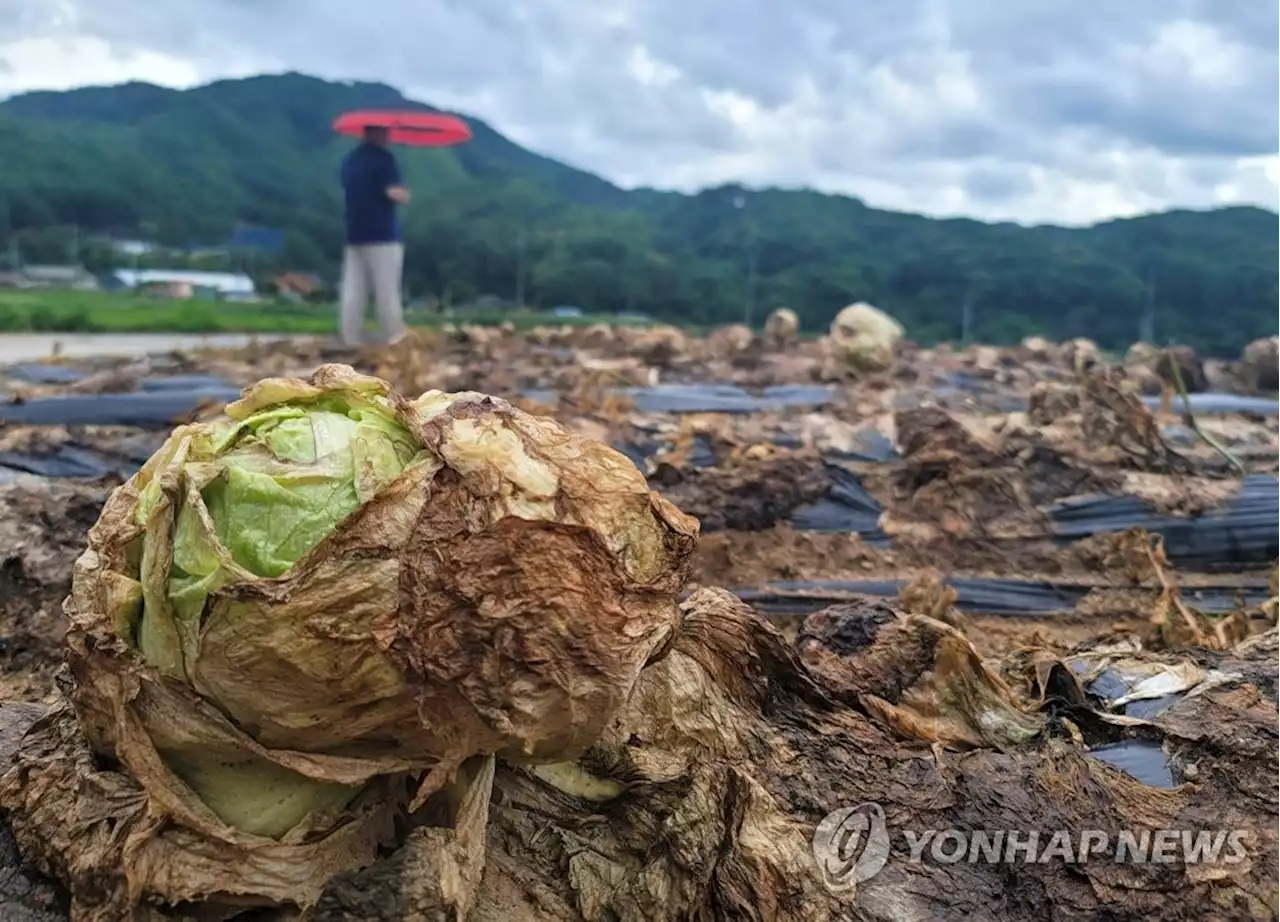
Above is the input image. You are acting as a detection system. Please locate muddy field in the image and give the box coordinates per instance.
[4,326,1276,690]
[0,323,1277,920]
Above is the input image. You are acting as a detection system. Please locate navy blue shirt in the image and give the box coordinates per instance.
[340,143,404,245]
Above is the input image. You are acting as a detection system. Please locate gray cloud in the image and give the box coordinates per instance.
[962,165,1035,203]
[1,0,1277,224]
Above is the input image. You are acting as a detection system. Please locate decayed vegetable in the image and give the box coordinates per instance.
[51,363,698,914]
[824,301,904,373]
[763,307,799,350]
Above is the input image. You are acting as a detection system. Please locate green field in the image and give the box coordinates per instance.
[0,290,643,335]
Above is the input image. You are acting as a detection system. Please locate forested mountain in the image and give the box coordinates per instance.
[1,72,1275,353]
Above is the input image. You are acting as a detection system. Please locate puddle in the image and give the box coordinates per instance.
[1086,739,1176,788]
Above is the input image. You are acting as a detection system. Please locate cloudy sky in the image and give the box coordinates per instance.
[1,0,1276,225]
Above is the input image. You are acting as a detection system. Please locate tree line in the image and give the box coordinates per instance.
[0,74,1276,355]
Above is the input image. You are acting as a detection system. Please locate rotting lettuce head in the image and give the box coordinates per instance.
[135,388,422,675]
[57,363,699,915]
[202,402,420,576]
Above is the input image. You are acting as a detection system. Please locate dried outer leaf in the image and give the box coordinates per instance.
[1152,592,1257,653]
[0,702,404,921]
[471,587,861,919]
[1095,527,1169,585]
[1001,647,1088,708]
[312,755,496,921]
[797,600,1046,750]
[1027,381,1081,425]
[896,568,963,628]
[1077,367,1192,473]
[894,407,998,468]
[0,704,62,922]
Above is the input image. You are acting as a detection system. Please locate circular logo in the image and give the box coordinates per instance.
[812,802,890,891]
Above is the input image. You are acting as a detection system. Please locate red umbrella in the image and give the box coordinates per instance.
[332,110,472,147]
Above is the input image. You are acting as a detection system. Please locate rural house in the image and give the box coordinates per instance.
[110,269,256,299]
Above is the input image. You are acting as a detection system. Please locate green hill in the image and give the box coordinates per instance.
[0,72,1275,354]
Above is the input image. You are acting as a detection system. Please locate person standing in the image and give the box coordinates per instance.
[339,124,411,346]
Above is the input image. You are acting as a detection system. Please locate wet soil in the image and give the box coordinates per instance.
[0,329,1276,920]
[1,331,1275,702]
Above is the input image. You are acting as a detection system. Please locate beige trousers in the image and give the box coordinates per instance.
[339,242,406,346]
